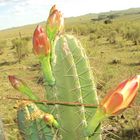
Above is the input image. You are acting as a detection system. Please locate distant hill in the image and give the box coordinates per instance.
[99,8,140,16]
[66,7,140,22]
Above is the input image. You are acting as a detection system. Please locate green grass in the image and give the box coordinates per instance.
[0,8,140,140]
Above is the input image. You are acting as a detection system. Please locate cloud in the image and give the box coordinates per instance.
[0,0,10,2]
[3,0,50,17]
[0,0,8,6]
[0,0,46,29]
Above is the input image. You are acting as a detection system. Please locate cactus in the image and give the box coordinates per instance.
[45,34,101,140]
[9,5,101,140]
[17,101,59,140]
[8,5,140,140]
[15,34,101,140]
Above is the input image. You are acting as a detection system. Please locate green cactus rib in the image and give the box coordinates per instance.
[45,34,101,140]
[17,102,56,140]
[65,35,101,139]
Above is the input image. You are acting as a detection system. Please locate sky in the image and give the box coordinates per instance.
[0,0,140,30]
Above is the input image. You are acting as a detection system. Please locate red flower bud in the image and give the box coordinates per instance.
[8,75,25,90]
[33,25,50,56]
[100,75,140,115]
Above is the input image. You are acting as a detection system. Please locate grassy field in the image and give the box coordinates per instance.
[0,8,140,140]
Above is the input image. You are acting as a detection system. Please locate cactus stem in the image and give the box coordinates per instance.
[84,108,107,137]
[39,55,55,86]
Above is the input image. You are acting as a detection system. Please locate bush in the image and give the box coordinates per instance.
[116,37,127,48]
[107,31,118,44]
[124,24,140,45]
[0,40,7,48]
[11,37,29,62]
[104,19,112,24]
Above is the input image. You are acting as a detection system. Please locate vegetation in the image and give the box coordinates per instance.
[0,8,140,140]
[11,36,30,63]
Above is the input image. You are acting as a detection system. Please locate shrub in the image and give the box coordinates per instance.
[116,36,127,48]
[11,37,29,62]
[107,31,118,44]
[124,24,140,45]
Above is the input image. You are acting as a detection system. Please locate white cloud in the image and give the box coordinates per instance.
[8,0,50,17]
[26,0,48,6]
[0,2,6,6]
[0,0,8,6]
[13,5,25,15]
[0,0,9,2]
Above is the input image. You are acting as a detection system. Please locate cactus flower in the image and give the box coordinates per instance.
[33,25,50,56]
[85,75,140,137]
[46,5,64,40]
